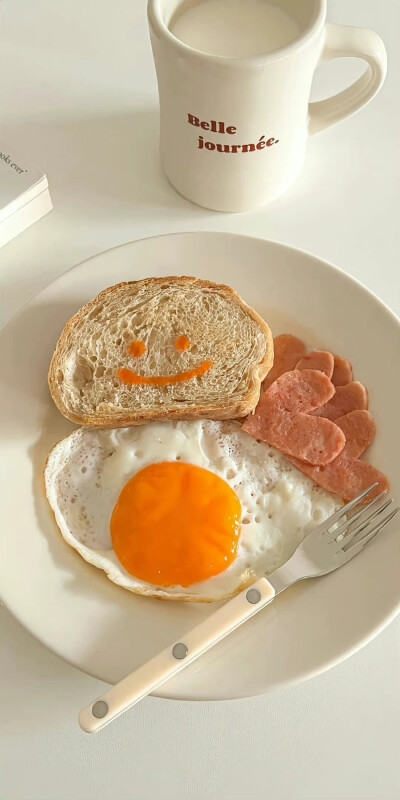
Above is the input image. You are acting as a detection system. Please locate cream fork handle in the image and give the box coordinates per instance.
[79,577,275,733]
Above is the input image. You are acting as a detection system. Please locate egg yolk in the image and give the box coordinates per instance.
[110,462,242,587]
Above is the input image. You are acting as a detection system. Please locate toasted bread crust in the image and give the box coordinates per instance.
[48,276,273,427]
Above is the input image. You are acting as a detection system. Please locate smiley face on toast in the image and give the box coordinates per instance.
[48,277,273,427]
[118,336,213,387]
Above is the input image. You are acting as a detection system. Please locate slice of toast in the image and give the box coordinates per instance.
[48,276,273,427]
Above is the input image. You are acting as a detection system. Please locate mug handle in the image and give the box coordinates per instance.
[308,23,387,135]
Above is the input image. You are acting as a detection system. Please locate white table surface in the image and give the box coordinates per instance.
[1,1,399,798]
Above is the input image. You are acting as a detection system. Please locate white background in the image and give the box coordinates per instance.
[1,1,400,798]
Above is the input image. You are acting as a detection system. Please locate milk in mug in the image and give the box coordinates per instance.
[169,0,300,58]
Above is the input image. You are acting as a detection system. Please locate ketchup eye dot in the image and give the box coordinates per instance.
[129,341,146,358]
[175,336,191,352]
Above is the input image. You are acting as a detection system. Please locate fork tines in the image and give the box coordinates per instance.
[340,506,399,555]
[326,484,399,555]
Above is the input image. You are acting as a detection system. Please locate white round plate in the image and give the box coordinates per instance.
[1,232,399,700]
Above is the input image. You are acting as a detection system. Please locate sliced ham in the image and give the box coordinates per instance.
[296,351,334,379]
[312,381,368,421]
[243,370,345,466]
[254,333,388,501]
[262,334,306,390]
[335,410,376,459]
[332,356,353,386]
[290,410,388,502]
[262,369,335,415]
[292,454,389,503]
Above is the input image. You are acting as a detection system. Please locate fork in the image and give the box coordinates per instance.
[79,484,398,733]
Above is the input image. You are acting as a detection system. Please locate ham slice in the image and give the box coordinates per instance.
[312,381,368,421]
[290,410,389,501]
[335,410,375,458]
[296,351,334,379]
[262,334,306,390]
[243,370,345,466]
[332,356,353,386]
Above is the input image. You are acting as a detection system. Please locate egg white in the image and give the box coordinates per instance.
[44,420,342,602]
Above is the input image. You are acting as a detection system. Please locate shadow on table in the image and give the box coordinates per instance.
[5,108,206,215]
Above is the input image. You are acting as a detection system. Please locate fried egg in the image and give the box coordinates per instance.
[44,420,341,602]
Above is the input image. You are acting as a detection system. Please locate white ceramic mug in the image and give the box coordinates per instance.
[148,0,386,212]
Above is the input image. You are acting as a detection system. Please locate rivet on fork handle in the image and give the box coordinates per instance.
[246,588,262,604]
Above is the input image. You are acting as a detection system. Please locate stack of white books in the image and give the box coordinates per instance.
[0,143,52,248]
